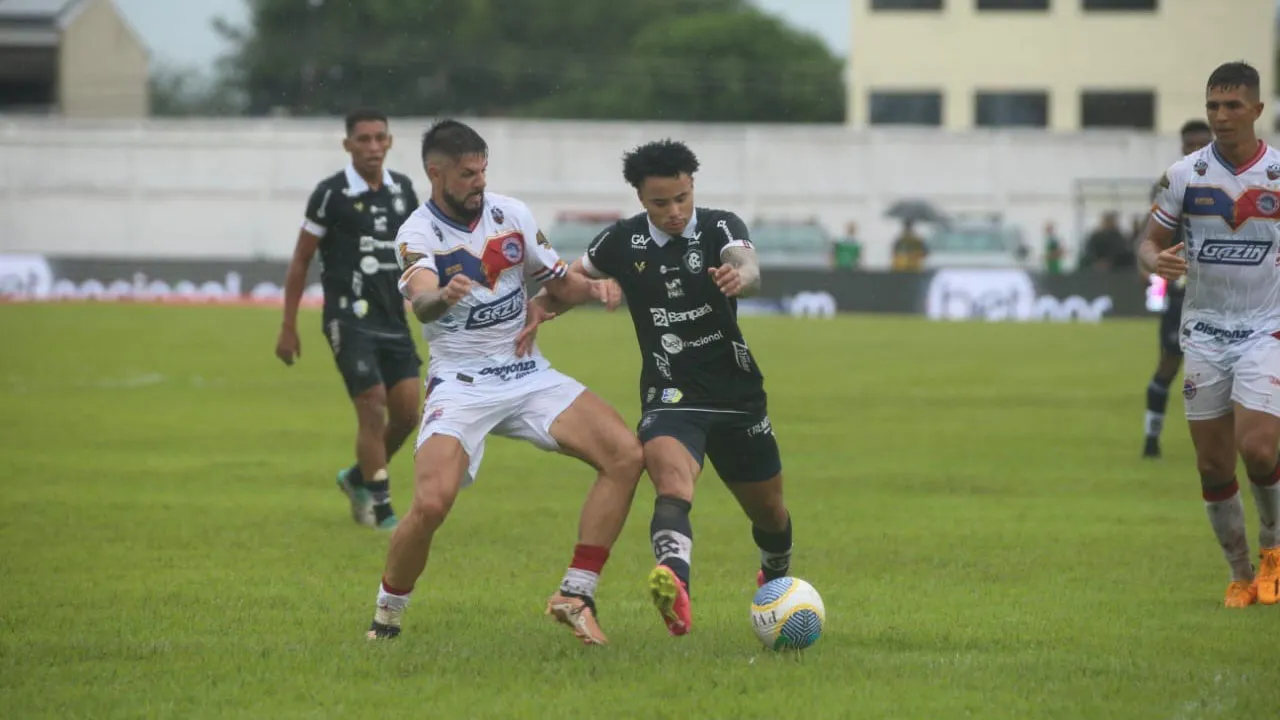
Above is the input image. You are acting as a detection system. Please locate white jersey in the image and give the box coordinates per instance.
[394,192,567,378]
[1152,141,1280,350]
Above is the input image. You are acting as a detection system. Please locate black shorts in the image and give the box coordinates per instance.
[325,321,422,398]
[1159,298,1183,357]
[637,407,782,484]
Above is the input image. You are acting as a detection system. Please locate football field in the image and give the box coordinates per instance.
[2,303,1277,719]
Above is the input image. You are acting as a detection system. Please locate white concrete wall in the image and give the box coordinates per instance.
[0,116,1203,269]
[849,0,1274,133]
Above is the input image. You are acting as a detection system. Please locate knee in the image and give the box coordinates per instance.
[1196,455,1236,486]
[650,465,694,502]
[1238,431,1279,478]
[606,437,645,488]
[389,404,420,433]
[408,480,454,529]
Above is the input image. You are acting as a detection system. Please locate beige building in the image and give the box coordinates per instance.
[849,0,1274,133]
[0,0,148,117]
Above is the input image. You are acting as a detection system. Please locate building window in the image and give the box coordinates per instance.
[871,0,944,10]
[975,91,1049,127]
[1082,0,1156,10]
[977,0,1049,9]
[1080,91,1155,129]
[869,91,943,125]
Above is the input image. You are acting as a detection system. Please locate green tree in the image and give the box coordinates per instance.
[214,0,843,122]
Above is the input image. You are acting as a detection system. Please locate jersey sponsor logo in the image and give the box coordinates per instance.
[1270,164,1280,181]
[661,388,683,404]
[650,304,712,327]
[490,206,505,224]
[477,358,539,381]
[746,415,773,437]
[1197,238,1271,266]
[465,286,525,329]
[665,278,683,298]
[733,341,753,372]
[1194,158,1208,176]
[660,333,684,354]
[1185,320,1254,343]
[653,352,672,380]
[631,234,649,248]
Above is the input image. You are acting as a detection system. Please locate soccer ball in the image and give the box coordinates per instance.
[750,577,825,651]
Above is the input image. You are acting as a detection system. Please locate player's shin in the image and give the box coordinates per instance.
[1203,479,1254,581]
[651,495,694,589]
[1247,459,1280,549]
[1145,375,1173,439]
[753,512,793,583]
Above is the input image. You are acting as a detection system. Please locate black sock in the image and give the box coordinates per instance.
[1146,375,1172,438]
[347,464,365,486]
[650,495,693,591]
[753,514,793,582]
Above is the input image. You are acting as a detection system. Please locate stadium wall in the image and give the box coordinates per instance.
[0,116,1208,269]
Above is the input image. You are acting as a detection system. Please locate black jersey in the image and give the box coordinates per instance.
[584,208,766,412]
[302,166,419,335]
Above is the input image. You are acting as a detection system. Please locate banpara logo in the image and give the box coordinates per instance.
[925,269,1113,323]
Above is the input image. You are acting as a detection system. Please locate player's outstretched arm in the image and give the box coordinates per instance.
[712,246,762,298]
[533,259,620,315]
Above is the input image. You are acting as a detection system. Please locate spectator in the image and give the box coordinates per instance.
[891,219,928,272]
[831,221,863,270]
[1080,211,1131,272]
[1043,222,1065,274]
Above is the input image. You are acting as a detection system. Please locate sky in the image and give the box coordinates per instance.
[111,0,852,71]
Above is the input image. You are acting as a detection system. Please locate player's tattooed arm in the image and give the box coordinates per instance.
[400,256,470,323]
[715,246,761,298]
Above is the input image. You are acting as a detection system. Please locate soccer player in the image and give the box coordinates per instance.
[276,109,422,531]
[1142,119,1213,459]
[367,119,644,645]
[520,139,795,636]
[1138,61,1280,607]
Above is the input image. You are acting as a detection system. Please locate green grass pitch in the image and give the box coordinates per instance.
[1,304,1277,718]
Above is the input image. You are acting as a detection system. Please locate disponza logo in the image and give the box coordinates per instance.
[925,269,1113,323]
[466,287,524,329]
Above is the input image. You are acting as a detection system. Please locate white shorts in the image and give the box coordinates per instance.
[1183,334,1280,421]
[414,367,587,487]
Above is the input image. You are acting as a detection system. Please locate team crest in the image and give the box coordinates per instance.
[491,206,505,224]
[478,232,525,288]
[1183,378,1197,400]
[1194,159,1209,176]
[1257,193,1280,216]
[501,235,524,263]
[683,247,703,274]
[432,223,444,243]
[393,196,407,215]
[1268,164,1280,181]
[536,230,552,249]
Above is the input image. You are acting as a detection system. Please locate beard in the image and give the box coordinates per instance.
[442,190,483,223]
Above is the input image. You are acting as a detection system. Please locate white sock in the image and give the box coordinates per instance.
[375,581,412,627]
[652,530,693,567]
[1249,475,1280,550]
[1204,483,1253,581]
[559,569,599,598]
[1144,410,1165,438]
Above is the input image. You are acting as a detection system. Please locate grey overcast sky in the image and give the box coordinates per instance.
[111,0,852,71]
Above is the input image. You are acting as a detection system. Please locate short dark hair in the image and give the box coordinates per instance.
[1180,119,1211,136]
[1206,61,1260,95]
[622,139,700,189]
[421,119,488,161]
[345,108,388,136]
